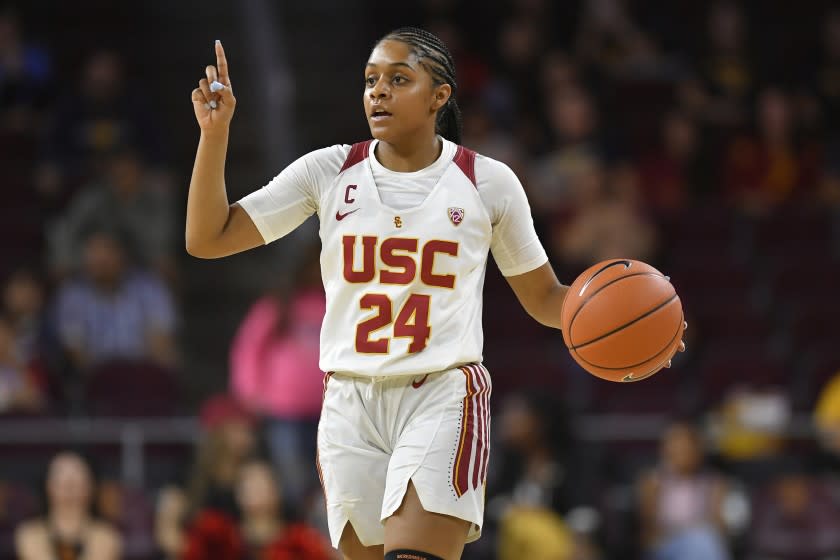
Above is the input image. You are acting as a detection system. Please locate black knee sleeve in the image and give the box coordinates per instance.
[385,550,445,560]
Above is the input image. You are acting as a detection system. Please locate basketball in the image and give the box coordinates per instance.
[561,259,684,382]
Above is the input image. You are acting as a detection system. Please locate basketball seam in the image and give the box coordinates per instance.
[572,293,679,350]
[572,312,684,372]
[568,272,669,345]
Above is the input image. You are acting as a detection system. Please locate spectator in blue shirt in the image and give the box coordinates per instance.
[55,228,176,372]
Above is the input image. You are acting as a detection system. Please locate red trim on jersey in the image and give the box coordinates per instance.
[454,366,477,497]
[339,140,373,173]
[453,145,477,188]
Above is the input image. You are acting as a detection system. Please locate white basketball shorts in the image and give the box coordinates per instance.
[315,363,492,548]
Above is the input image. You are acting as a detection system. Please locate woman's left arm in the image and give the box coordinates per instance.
[505,262,569,330]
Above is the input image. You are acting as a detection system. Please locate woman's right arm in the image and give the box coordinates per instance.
[185,40,263,259]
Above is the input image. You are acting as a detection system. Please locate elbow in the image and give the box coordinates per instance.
[185,237,217,259]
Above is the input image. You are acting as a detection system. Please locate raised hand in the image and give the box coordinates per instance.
[191,40,236,133]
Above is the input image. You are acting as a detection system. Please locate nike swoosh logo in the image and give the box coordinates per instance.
[335,208,360,221]
[411,374,430,389]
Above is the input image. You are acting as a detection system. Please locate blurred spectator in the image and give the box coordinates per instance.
[14,452,121,559]
[155,394,257,559]
[552,161,657,267]
[182,460,332,560]
[710,387,791,469]
[488,391,575,514]
[574,0,662,80]
[748,467,840,559]
[497,507,576,560]
[231,245,325,512]
[0,7,51,136]
[722,87,820,214]
[54,229,176,372]
[818,139,840,208]
[486,391,598,559]
[636,110,709,213]
[638,422,730,560]
[461,102,526,177]
[529,84,605,218]
[35,49,163,201]
[48,147,175,280]
[0,314,46,415]
[814,8,840,132]
[813,369,840,461]
[695,1,754,129]
[424,19,489,102]
[2,267,51,363]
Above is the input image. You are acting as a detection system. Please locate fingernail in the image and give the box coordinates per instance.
[210,81,225,93]
[215,39,221,45]
[203,103,211,110]
[209,100,217,109]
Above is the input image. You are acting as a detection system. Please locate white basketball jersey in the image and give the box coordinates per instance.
[319,140,490,377]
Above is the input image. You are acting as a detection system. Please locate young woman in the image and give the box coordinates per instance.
[15,452,122,560]
[187,27,683,560]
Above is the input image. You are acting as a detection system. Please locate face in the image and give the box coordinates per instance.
[499,395,541,450]
[776,475,810,517]
[709,2,742,52]
[236,462,280,516]
[758,90,791,136]
[108,152,142,195]
[548,86,595,141]
[3,271,43,317]
[83,234,125,285]
[47,453,93,509]
[825,11,840,58]
[663,113,696,158]
[662,424,702,474]
[363,39,450,144]
[84,51,123,99]
[0,319,14,359]
[220,419,256,459]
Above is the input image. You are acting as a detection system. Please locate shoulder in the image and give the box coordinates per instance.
[296,144,354,175]
[277,144,359,195]
[15,519,50,557]
[15,519,47,541]
[473,153,521,191]
[87,521,122,554]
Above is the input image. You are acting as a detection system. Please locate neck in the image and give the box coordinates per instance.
[49,508,88,533]
[242,514,281,543]
[375,133,442,172]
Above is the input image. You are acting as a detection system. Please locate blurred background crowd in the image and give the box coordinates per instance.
[1,0,840,558]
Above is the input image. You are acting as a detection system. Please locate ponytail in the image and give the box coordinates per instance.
[437,98,463,145]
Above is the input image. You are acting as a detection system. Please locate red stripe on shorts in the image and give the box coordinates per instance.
[454,366,477,497]
[478,364,492,484]
[469,365,487,490]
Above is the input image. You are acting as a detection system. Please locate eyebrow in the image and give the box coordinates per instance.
[365,61,415,71]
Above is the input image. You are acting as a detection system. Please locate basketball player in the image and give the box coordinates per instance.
[186,28,684,560]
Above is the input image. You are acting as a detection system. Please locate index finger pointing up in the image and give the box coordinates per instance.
[215,40,231,86]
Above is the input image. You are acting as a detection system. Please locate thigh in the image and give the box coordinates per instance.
[383,365,492,559]
[318,374,390,548]
[384,481,471,560]
[339,523,385,560]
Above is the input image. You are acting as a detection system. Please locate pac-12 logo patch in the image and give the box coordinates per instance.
[448,207,465,226]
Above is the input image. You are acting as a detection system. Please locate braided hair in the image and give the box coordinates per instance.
[377,27,463,145]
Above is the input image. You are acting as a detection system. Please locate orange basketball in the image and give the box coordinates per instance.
[560,259,684,382]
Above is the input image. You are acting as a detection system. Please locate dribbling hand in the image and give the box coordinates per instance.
[191,40,236,133]
[662,320,688,369]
